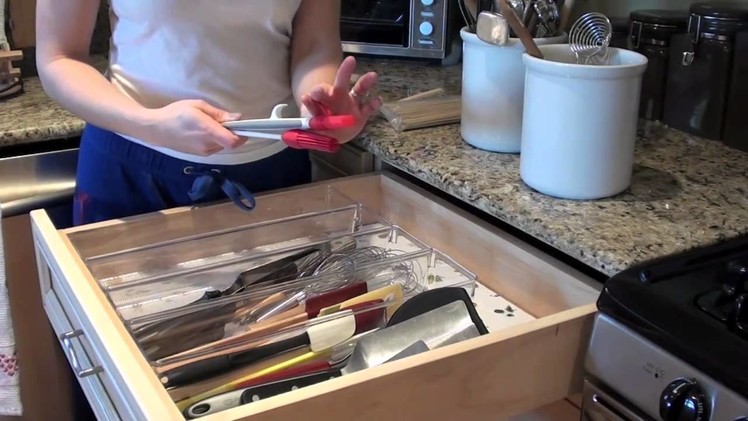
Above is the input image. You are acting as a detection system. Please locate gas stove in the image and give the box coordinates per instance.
[582,234,748,421]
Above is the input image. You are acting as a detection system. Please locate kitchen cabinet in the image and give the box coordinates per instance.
[2,214,78,421]
[0,147,81,420]
[8,0,36,49]
[30,171,601,420]
[310,143,375,181]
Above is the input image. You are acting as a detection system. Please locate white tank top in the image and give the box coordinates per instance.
[106,0,303,165]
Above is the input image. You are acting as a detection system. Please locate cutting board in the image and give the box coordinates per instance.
[8,0,36,49]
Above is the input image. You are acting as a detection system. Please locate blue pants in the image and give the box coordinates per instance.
[73,124,312,226]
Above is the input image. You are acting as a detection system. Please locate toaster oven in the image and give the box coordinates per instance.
[340,0,463,65]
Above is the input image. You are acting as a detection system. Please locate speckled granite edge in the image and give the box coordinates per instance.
[0,56,109,148]
[354,118,748,277]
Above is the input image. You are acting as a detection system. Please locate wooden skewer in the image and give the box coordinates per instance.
[381,96,462,132]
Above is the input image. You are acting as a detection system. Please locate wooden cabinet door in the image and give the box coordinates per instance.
[8,0,36,49]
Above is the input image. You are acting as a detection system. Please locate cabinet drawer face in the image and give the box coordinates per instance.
[43,288,122,421]
[310,143,374,176]
[30,172,601,420]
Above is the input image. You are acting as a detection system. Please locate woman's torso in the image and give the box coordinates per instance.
[106,0,303,165]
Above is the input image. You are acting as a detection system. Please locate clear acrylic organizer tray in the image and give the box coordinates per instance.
[110,226,478,367]
[72,181,480,389]
[110,225,431,323]
[85,203,390,290]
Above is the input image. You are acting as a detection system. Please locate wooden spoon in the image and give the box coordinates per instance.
[499,0,544,59]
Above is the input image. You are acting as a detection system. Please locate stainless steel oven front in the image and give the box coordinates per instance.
[340,0,463,65]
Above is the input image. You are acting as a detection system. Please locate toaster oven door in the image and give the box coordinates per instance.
[340,0,410,47]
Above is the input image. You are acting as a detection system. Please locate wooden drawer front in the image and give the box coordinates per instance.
[220,308,594,420]
[31,172,600,420]
[32,221,183,420]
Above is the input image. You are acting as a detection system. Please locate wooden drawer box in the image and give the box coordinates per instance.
[30,172,600,420]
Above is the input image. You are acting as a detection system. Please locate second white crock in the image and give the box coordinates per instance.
[519,45,649,200]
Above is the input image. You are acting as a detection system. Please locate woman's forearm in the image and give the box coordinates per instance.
[38,57,153,138]
[36,0,153,140]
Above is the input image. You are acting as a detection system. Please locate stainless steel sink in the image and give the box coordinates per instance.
[0,148,78,218]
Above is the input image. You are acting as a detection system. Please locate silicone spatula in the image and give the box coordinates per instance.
[161,297,381,388]
[220,300,481,403]
[166,281,369,361]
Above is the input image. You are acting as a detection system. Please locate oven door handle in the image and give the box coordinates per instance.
[582,380,648,421]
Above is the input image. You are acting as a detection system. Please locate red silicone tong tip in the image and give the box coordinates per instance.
[308,115,357,130]
[282,130,340,153]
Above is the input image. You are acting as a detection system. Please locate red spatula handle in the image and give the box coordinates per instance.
[281,130,340,153]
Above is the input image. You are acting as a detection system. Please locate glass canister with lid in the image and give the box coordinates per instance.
[723,31,748,152]
[627,9,688,121]
[610,17,631,50]
[662,2,748,141]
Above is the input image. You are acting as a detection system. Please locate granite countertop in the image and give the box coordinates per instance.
[0,56,108,148]
[2,56,746,277]
[354,59,748,277]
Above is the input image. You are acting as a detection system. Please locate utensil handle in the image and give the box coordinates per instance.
[162,334,309,387]
[183,389,245,419]
[239,370,343,403]
[500,0,544,59]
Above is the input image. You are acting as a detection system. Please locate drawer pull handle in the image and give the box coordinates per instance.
[60,329,104,378]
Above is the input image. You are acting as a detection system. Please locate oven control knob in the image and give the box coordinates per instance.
[659,378,708,421]
[723,261,747,298]
[419,21,434,36]
[421,0,435,5]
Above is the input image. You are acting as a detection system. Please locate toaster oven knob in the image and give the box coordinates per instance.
[659,378,708,421]
[419,21,434,36]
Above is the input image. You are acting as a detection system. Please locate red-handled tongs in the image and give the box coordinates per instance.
[224,103,356,153]
[223,103,356,132]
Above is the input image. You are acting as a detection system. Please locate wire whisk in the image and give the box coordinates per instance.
[569,12,612,65]
[311,246,421,293]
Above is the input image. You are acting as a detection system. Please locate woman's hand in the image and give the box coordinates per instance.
[300,56,383,143]
[139,100,246,156]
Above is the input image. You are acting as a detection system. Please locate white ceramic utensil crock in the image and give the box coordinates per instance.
[519,45,648,200]
[460,27,567,153]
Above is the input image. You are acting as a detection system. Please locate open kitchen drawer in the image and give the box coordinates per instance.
[29,172,601,420]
